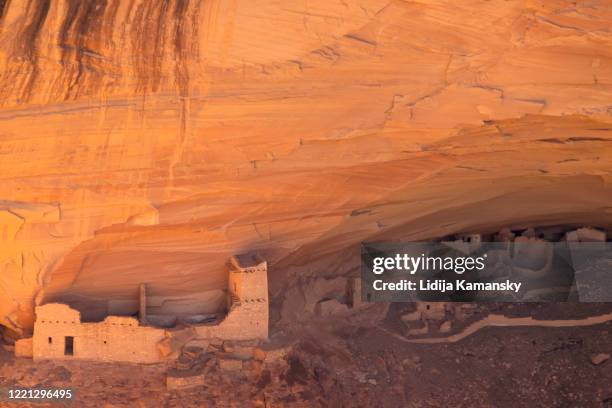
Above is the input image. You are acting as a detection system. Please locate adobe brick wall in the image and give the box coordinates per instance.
[196,300,268,340]
[24,255,269,363]
[198,258,269,340]
[32,304,166,364]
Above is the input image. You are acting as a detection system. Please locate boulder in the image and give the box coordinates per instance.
[166,372,205,390]
[157,338,174,358]
[400,310,421,322]
[316,298,349,317]
[157,328,196,358]
[262,345,292,363]
[591,353,610,366]
[566,228,606,243]
[439,321,452,334]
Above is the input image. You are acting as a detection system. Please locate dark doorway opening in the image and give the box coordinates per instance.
[64,336,74,356]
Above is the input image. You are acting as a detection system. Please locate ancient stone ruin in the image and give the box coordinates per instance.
[14,254,268,364]
[400,226,609,337]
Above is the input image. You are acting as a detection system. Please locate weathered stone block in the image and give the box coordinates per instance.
[591,353,610,366]
[166,373,205,390]
[262,345,292,363]
[439,321,452,333]
[400,311,421,322]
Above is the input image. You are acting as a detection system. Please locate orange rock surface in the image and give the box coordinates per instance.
[1,0,611,335]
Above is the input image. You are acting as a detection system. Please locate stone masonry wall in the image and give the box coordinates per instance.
[26,256,268,363]
[32,304,166,364]
[198,260,269,340]
[196,300,268,340]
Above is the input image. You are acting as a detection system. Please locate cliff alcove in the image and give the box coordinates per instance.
[1,0,611,340]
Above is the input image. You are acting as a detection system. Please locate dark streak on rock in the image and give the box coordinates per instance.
[350,209,371,217]
[170,0,192,178]
[567,137,611,143]
[104,0,121,50]
[153,0,172,93]
[0,0,9,24]
[60,0,109,99]
[344,33,377,46]
[311,46,341,62]
[456,165,487,172]
[174,0,190,98]
[18,0,51,100]
[538,138,565,144]
[2,0,202,104]
[20,0,50,60]
[131,1,172,94]
[58,1,82,52]
[538,137,610,144]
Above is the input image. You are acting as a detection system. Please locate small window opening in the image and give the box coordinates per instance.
[48,337,52,344]
[64,336,74,356]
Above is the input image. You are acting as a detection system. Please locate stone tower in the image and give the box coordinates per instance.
[226,254,269,339]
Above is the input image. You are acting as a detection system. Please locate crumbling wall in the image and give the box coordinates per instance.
[228,271,243,299]
[27,254,269,363]
[197,259,269,340]
[197,300,268,341]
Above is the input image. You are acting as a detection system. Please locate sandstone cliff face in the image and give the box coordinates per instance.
[1,0,611,336]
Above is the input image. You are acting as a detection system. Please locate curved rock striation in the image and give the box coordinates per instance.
[0,0,611,336]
